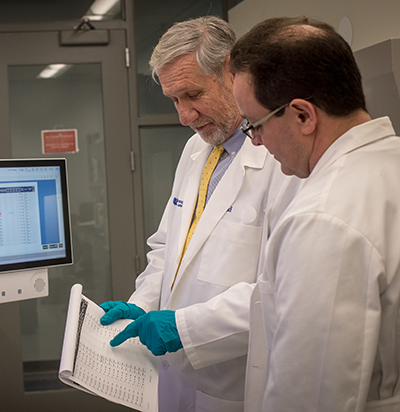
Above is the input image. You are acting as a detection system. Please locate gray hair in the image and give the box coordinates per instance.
[150,16,236,81]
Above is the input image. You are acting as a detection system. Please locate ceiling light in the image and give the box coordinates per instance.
[86,0,120,16]
[37,64,71,79]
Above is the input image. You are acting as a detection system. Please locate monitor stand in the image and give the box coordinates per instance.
[0,268,49,304]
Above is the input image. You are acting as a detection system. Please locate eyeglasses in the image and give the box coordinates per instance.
[240,103,289,139]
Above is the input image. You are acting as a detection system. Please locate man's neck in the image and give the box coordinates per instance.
[222,114,244,143]
[309,109,371,172]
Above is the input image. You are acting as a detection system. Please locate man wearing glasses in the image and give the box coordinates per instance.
[240,103,289,139]
[231,16,400,412]
[100,16,301,412]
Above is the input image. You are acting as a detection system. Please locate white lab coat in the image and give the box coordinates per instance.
[130,132,302,412]
[245,117,400,412]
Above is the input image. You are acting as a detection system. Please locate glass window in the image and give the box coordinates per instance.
[135,0,224,115]
[140,126,193,246]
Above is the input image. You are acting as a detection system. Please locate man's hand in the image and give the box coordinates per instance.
[100,301,145,325]
[109,310,183,356]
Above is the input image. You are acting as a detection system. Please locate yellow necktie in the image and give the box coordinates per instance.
[171,144,225,290]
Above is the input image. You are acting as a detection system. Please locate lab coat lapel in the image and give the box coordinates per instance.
[176,146,210,258]
[175,139,267,281]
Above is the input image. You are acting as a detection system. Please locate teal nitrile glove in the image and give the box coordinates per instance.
[110,310,183,356]
[100,301,145,325]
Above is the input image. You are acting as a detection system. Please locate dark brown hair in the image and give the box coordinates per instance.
[230,16,366,116]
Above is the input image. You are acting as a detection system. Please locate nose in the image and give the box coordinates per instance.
[177,102,199,126]
[251,134,263,146]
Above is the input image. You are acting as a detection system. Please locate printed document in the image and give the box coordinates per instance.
[59,284,159,411]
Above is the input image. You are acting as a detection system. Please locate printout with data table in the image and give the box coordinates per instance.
[59,284,159,412]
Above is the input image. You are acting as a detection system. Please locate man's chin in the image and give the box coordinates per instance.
[194,125,227,145]
[280,163,309,179]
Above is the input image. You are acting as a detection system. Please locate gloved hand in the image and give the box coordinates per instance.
[100,301,145,325]
[109,310,183,356]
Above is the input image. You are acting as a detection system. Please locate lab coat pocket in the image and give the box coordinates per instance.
[195,390,244,412]
[198,220,262,287]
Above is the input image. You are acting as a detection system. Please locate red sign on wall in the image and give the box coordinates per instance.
[42,129,79,154]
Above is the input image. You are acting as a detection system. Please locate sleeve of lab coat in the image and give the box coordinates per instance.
[261,213,383,412]
[176,281,256,369]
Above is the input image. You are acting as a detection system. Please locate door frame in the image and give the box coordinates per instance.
[0,28,139,412]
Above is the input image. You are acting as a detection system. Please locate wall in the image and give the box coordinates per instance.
[228,0,400,51]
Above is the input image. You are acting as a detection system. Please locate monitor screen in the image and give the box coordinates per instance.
[0,158,72,272]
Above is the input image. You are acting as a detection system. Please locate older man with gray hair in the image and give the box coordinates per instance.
[100,16,300,412]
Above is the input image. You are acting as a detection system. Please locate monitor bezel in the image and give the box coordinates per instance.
[0,158,73,273]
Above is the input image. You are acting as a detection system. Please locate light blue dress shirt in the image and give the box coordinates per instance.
[205,122,246,205]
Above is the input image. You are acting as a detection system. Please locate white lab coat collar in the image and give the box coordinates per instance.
[311,117,396,178]
[188,135,267,168]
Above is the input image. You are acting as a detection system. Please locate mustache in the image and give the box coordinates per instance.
[190,118,214,129]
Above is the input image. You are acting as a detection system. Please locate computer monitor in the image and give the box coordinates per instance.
[0,158,72,303]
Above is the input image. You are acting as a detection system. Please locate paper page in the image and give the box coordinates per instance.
[59,284,87,388]
[59,284,159,412]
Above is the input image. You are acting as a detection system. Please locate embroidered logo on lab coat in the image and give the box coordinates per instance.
[173,197,183,208]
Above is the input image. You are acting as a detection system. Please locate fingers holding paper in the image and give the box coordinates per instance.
[99,300,145,325]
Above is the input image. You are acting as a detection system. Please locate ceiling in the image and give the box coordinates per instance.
[0,0,121,24]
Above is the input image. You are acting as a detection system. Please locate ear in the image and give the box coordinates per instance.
[223,56,234,85]
[289,99,317,135]
[224,55,231,70]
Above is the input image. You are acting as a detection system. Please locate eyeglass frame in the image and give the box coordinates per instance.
[240,102,290,139]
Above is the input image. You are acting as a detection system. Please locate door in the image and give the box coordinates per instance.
[0,29,138,411]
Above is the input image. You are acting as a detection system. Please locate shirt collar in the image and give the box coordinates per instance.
[221,120,247,157]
